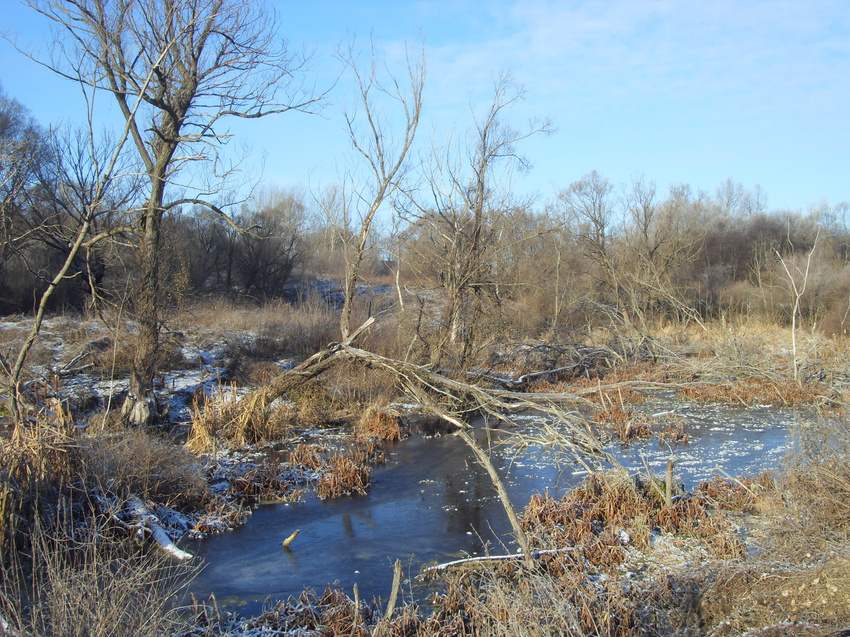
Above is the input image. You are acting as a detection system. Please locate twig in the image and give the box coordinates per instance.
[419,547,576,577]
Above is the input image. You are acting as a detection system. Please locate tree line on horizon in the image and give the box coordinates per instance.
[3,79,849,335]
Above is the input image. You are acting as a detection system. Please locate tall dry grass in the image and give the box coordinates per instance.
[187,383,293,452]
[0,518,196,637]
[0,421,205,637]
[183,295,338,360]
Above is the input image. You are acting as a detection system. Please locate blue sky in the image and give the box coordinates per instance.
[1,0,848,212]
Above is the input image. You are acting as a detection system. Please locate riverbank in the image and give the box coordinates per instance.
[1,304,849,635]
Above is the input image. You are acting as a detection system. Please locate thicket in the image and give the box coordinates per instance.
[3,79,848,345]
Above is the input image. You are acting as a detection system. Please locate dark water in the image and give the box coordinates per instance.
[186,398,803,614]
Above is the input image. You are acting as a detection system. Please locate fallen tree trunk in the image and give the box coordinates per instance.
[93,492,193,560]
[234,319,640,572]
[126,496,194,560]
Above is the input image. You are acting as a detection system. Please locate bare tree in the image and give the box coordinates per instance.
[403,74,552,366]
[555,170,619,302]
[775,230,820,384]
[336,40,424,340]
[230,186,308,300]
[1,119,139,427]
[714,177,745,217]
[620,176,703,327]
[27,0,319,424]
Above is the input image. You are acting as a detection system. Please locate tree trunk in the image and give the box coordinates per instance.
[123,203,162,426]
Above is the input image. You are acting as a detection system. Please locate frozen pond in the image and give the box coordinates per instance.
[187,397,805,614]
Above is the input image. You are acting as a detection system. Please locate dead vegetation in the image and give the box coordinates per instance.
[680,376,829,406]
[3,302,850,635]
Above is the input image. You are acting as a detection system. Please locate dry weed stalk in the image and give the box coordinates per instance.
[288,443,324,470]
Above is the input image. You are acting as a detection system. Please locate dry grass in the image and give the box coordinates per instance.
[286,381,340,428]
[592,405,654,442]
[355,404,408,443]
[80,428,207,510]
[182,295,338,360]
[776,415,850,548]
[226,461,305,503]
[698,556,850,636]
[0,421,201,637]
[187,383,293,452]
[0,417,80,553]
[696,473,774,513]
[287,440,383,500]
[658,417,690,447]
[0,518,196,637]
[321,360,400,412]
[433,567,637,637]
[288,442,324,470]
[315,451,372,499]
[681,377,828,405]
[181,584,384,636]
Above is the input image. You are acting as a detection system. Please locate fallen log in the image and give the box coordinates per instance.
[92,491,193,560]
[125,496,194,560]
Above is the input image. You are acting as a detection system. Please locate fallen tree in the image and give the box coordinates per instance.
[225,314,641,569]
[92,491,193,561]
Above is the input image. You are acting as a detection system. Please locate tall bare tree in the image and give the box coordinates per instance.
[403,74,552,366]
[556,170,619,300]
[28,0,318,424]
[336,40,424,340]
